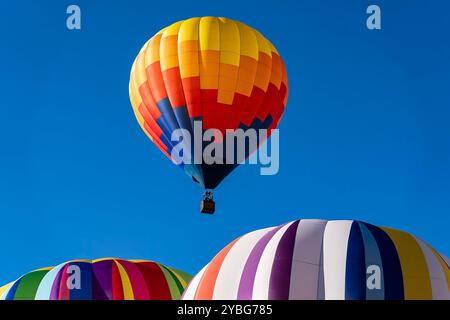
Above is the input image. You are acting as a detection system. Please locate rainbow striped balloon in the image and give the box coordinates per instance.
[0,258,191,300]
[129,17,288,190]
[182,219,450,300]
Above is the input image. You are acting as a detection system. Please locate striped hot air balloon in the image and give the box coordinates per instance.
[182,219,450,300]
[129,17,288,209]
[0,258,191,300]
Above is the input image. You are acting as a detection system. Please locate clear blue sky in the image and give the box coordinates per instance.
[1,0,449,283]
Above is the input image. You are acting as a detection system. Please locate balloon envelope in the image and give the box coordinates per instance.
[182,219,450,300]
[0,258,191,300]
[129,17,288,189]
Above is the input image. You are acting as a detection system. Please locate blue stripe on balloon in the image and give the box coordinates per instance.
[358,222,385,299]
[68,262,93,300]
[4,277,22,300]
[345,222,366,300]
[173,106,192,132]
[159,133,173,154]
[362,222,404,300]
[156,99,206,186]
[156,98,180,134]
[173,106,204,184]
[162,107,201,186]
[155,117,173,152]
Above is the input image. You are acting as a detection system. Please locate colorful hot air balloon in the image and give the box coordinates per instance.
[129,17,288,213]
[182,219,450,300]
[0,258,191,300]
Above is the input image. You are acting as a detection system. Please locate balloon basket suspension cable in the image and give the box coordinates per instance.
[200,190,215,214]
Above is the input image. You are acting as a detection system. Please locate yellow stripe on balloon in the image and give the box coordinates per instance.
[66,259,91,264]
[28,266,53,272]
[216,18,240,104]
[135,51,148,87]
[144,34,162,66]
[161,21,183,38]
[129,81,139,112]
[160,37,179,71]
[0,282,13,298]
[234,22,258,97]
[129,61,142,112]
[199,17,220,90]
[218,18,240,66]
[254,31,272,60]
[199,17,220,51]
[235,21,258,60]
[93,257,119,263]
[114,260,134,300]
[178,18,200,78]
[179,17,200,42]
[160,22,182,71]
[382,227,433,300]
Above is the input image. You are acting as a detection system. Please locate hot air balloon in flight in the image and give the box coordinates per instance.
[182,219,450,300]
[0,258,191,300]
[129,17,288,213]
